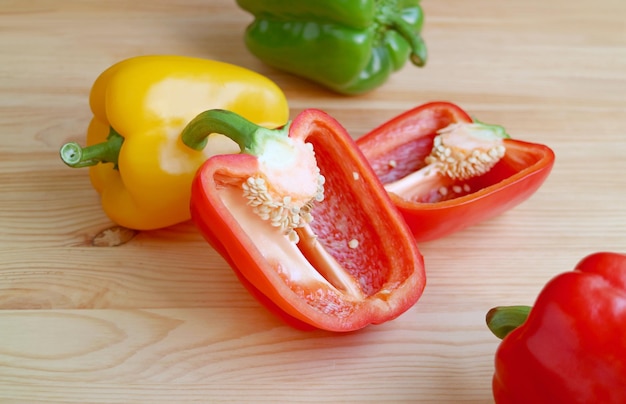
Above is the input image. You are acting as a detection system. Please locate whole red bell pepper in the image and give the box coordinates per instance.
[356,102,555,242]
[486,252,626,403]
[182,108,426,332]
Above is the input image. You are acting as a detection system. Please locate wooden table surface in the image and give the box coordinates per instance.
[1,1,625,402]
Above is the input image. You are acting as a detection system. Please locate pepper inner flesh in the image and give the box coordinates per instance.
[219,184,365,299]
[295,224,365,298]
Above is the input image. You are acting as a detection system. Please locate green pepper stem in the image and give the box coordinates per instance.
[471,119,511,139]
[181,109,289,155]
[486,305,532,340]
[379,13,427,67]
[60,128,124,168]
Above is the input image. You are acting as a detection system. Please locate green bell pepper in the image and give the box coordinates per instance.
[236,0,427,95]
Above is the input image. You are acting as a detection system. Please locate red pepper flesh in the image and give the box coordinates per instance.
[488,252,626,403]
[357,102,555,242]
[189,109,426,332]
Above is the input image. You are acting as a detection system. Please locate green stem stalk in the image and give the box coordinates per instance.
[181,109,290,155]
[486,305,532,339]
[60,128,124,168]
[379,13,427,67]
[471,119,511,139]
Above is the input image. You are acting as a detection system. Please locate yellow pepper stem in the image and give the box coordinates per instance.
[181,109,290,155]
[60,128,124,169]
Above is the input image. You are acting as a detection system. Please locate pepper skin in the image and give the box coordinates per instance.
[184,109,426,332]
[236,0,427,95]
[486,252,626,403]
[59,55,289,230]
[356,102,555,242]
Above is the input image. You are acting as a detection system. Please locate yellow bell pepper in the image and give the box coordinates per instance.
[60,55,289,230]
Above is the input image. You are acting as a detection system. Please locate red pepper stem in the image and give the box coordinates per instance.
[181,109,290,155]
[486,305,532,340]
[378,12,427,67]
[59,128,124,169]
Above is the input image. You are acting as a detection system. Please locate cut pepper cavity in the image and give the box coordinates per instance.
[357,101,555,242]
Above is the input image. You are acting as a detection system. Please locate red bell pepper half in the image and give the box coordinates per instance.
[486,252,626,403]
[356,102,555,242]
[182,109,426,332]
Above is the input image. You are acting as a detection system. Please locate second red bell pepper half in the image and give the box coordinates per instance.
[486,252,626,403]
[356,102,555,242]
[182,108,426,332]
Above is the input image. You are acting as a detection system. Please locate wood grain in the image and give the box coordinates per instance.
[1,0,625,402]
